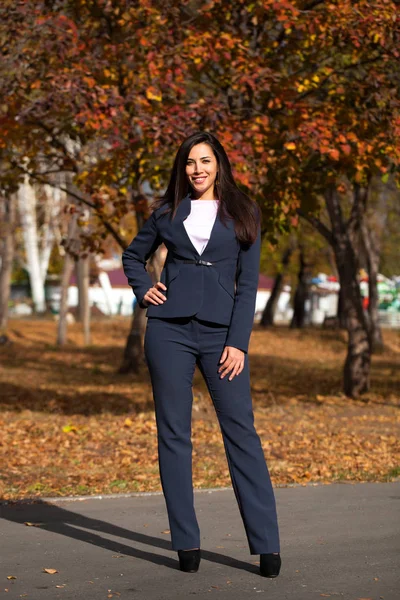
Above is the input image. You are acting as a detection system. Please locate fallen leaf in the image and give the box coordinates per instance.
[1,321,399,501]
[43,568,58,574]
[6,576,16,580]
[24,522,42,527]
[161,529,170,534]
[62,424,78,433]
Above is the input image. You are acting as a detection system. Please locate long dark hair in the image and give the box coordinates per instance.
[151,131,261,245]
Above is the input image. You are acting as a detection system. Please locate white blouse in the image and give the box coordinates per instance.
[183,199,219,255]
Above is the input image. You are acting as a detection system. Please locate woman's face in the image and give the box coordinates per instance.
[185,143,219,199]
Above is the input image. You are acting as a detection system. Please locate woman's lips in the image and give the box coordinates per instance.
[192,176,207,184]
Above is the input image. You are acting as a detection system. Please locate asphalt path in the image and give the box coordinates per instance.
[1,482,399,600]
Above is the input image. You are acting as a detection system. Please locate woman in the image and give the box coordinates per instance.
[122,131,281,577]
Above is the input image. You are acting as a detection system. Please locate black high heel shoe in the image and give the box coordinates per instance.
[177,549,201,573]
[260,553,281,578]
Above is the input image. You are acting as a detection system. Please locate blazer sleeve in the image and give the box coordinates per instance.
[122,211,162,308]
[224,213,261,354]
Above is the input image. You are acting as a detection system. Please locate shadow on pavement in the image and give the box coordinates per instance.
[0,500,257,574]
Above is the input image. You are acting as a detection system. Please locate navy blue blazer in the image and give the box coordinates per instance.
[122,192,261,353]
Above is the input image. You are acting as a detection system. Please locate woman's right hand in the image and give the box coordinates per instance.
[142,281,167,307]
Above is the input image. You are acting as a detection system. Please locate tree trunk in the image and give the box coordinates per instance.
[325,187,371,397]
[17,175,46,312]
[290,245,309,329]
[57,213,78,346]
[118,196,167,374]
[260,244,293,327]
[118,300,147,374]
[76,255,91,345]
[118,245,166,373]
[0,193,16,331]
[338,257,371,396]
[359,186,386,353]
[337,284,346,329]
[57,253,75,345]
[40,178,63,282]
[363,228,384,353]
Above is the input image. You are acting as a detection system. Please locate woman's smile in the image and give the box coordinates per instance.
[192,176,207,185]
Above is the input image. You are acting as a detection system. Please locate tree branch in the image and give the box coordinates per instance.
[297,207,333,245]
[10,160,127,249]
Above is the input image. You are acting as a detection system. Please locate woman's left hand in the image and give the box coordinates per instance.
[218,346,245,381]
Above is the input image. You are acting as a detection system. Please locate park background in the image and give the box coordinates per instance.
[0,0,399,501]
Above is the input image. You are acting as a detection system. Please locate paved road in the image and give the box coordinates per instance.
[1,482,399,600]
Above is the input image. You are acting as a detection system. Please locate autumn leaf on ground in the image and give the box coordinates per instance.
[7,576,16,580]
[43,568,58,574]
[62,424,78,433]
[161,529,170,534]
[24,522,43,527]
[0,321,398,500]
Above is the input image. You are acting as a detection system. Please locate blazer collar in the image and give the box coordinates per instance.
[175,191,193,221]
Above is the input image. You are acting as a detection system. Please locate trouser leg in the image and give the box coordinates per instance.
[144,317,200,551]
[196,319,280,554]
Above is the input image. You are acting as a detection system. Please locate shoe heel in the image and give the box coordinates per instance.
[177,549,201,573]
[260,553,281,578]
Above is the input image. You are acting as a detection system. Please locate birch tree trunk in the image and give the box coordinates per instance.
[0,193,17,330]
[17,175,46,312]
[41,179,63,281]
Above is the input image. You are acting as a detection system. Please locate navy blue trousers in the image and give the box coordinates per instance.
[144,315,280,554]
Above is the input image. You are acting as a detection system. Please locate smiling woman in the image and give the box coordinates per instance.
[122,131,281,578]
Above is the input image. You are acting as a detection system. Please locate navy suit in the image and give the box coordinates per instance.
[122,192,261,354]
[122,193,280,554]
